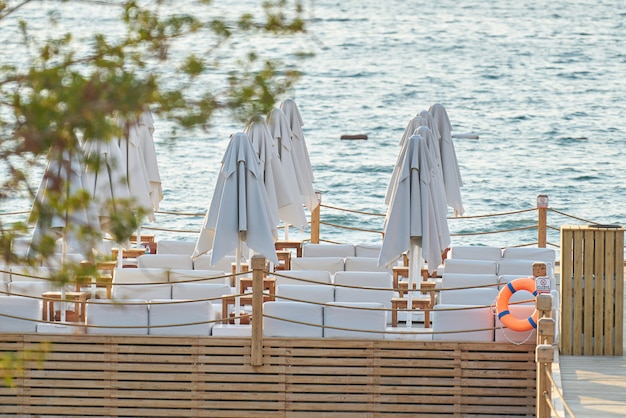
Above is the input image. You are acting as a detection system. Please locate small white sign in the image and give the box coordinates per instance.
[535,276,551,294]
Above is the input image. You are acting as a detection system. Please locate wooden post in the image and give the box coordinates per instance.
[536,293,554,418]
[537,194,548,248]
[251,256,265,367]
[310,192,321,244]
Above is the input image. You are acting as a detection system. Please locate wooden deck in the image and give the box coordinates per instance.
[558,276,626,417]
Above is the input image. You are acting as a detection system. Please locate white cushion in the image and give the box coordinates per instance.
[495,304,537,343]
[324,302,387,339]
[449,246,502,261]
[113,268,169,284]
[10,266,54,282]
[439,287,498,306]
[355,244,381,258]
[9,281,54,297]
[302,243,355,257]
[112,284,172,300]
[0,296,40,333]
[442,259,498,275]
[0,281,7,296]
[42,253,84,268]
[497,259,536,276]
[291,257,344,274]
[149,299,215,336]
[137,254,193,269]
[0,265,9,284]
[86,299,149,335]
[171,283,231,302]
[263,301,324,338]
[211,324,251,336]
[275,284,334,304]
[193,254,237,274]
[440,273,499,288]
[344,256,392,273]
[384,327,433,341]
[333,272,394,323]
[274,270,332,285]
[168,269,228,285]
[501,247,556,264]
[432,305,494,342]
[156,240,196,255]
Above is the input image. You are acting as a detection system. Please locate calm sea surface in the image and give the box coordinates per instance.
[2,1,626,255]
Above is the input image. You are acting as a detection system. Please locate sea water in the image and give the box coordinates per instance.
[1,0,625,252]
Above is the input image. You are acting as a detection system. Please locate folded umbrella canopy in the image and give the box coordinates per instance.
[193,132,278,266]
[379,133,449,327]
[279,99,318,212]
[429,103,464,216]
[244,116,307,231]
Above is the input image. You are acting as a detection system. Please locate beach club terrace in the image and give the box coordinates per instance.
[0,195,624,417]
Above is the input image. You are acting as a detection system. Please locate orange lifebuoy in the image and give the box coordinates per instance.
[496,278,538,332]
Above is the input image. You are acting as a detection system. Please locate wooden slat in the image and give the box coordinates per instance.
[560,226,574,354]
[573,229,584,355]
[594,228,606,355]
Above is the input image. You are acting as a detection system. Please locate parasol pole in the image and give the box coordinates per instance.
[234,241,241,325]
[406,237,423,329]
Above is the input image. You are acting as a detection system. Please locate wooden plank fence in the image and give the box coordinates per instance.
[0,334,536,417]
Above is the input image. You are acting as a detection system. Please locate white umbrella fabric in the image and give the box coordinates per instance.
[193,132,278,266]
[378,133,449,326]
[82,138,132,236]
[29,146,101,321]
[117,109,163,247]
[385,114,428,205]
[279,99,318,212]
[244,117,307,231]
[29,147,101,258]
[429,103,464,216]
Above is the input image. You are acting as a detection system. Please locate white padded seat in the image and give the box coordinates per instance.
[501,247,556,264]
[324,302,387,339]
[193,254,237,274]
[497,259,537,276]
[9,266,54,282]
[112,284,172,300]
[355,244,381,258]
[156,240,196,255]
[291,257,344,274]
[302,243,355,257]
[0,265,9,284]
[0,296,40,333]
[43,253,84,268]
[432,305,494,342]
[333,271,395,324]
[211,324,251,336]
[344,256,392,273]
[440,273,499,289]
[441,259,498,275]
[86,299,149,335]
[495,304,537,343]
[384,327,433,341]
[168,269,228,285]
[171,283,231,320]
[137,254,193,270]
[263,301,324,338]
[439,287,498,306]
[274,270,332,286]
[113,268,169,284]
[148,299,215,336]
[171,283,231,301]
[0,280,7,296]
[448,246,502,261]
[9,281,54,297]
[275,284,334,304]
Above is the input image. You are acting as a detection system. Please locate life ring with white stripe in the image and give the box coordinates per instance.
[496,278,538,332]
